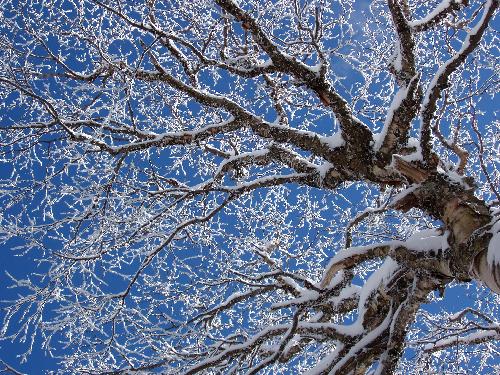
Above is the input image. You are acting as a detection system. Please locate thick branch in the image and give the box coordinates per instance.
[409,0,469,32]
[215,0,374,156]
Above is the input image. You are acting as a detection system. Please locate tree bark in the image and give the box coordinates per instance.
[393,160,498,293]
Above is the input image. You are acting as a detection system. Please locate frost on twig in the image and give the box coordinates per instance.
[0,0,499,373]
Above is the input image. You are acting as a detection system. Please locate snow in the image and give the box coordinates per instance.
[354,258,398,325]
[329,284,361,308]
[281,52,323,76]
[326,269,345,289]
[213,148,269,176]
[230,173,307,190]
[318,228,449,347]
[297,321,362,337]
[272,289,319,309]
[408,0,457,29]
[387,136,424,163]
[406,136,419,149]
[440,167,467,186]
[392,40,402,72]
[420,0,494,151]
[422,64,445,109]
[107,116,238,153]
[390,185,418,207]
[374,85,410,151]
[321,231,449,291]
[421,0,493,109]
[256,59,273,68]
[190,315,379,374]
[304,343,344,375]
[405,228,448,252]
[308,61,323,74]
[321,131,345,149]
[306,306,394,375]
[322,257,399,338]
[348,207,377,228]
[392,146,423,163]
[321,244,382,280]
[282,335,300,357]
[423,329,499,351]
[317,161,333,180]
[266,122,322,140]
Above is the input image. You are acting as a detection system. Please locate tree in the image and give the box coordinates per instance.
[0,0,499,373]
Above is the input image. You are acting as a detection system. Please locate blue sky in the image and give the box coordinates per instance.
[1,0,499,373]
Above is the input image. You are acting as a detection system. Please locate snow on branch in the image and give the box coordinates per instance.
[419,0,498,164]
[409,0,469,32]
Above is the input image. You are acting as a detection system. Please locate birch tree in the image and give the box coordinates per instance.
[0,0,499,373]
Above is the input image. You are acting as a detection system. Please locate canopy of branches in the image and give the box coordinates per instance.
[0,0,499,374]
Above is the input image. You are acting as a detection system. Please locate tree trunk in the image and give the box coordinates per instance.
[395,168,499,293]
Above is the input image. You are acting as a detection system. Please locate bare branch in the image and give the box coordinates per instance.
[420,0,498,164]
